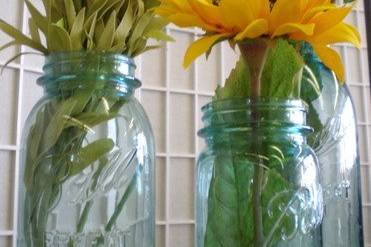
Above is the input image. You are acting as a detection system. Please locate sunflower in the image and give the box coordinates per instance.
[155,0,360,81]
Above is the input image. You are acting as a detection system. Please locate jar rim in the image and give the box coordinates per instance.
[199,98,312,138]
[202,98,308,116]
[38,51,141,94]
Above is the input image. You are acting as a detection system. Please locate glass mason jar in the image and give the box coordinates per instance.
[196,99,324,247]
[304,57,364,246]
[16,52,155,247]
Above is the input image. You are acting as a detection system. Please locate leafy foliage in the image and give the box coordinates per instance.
[214,58,251,100]
[23,65,137,246]
[203,136,297,246]
[0,0,172,57]
[260,39,304,98]
[215,39,305,100]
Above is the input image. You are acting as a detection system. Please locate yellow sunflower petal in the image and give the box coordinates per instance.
[313,45,345,82]
[260,0,271,18]
[168,14,219,31]
[306,0,332,9]
[270,0,303,31]
[183,34,227,68]
[219,0,254,29]
[310,6,352,34]
[187,0,221,26]
[234,19,269,41]
[245,0,269,19]
[272,23,315,37]
[313,23,361,47]
[302,4,336,22]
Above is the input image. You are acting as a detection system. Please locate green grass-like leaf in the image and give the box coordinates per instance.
[68,138,115,176]
[0,0,169,58]
[0,19,47,53]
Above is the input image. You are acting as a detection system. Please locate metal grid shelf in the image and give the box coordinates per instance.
[0,1,370,247]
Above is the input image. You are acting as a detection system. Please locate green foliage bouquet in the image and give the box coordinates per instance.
[0,0,171,246]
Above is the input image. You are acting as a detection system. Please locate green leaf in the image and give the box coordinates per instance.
[204,152,254,246]
[114,0,134,45]
[0,41,18,53]
[132,44,160,56]
[0,19,47,53]
[128,11,153,54]
[68,138,115,176]
[84,12,98,49]
[40,99,77,153]
[299,43,325,147]
[144,0,160,9]
[76,112,118,128]
[94,19,105,45]
[96,11,116,50]
[64,0,77,31]
[51,0,66,21]
[145,30,173,41]
[24,109,46,189]
[260,39,304,98]
[98,0,121,19]
[1,52,43,74]
[300,43,324,102]
[70,8,86,50]
[73,0,83,11]
[136,0,145,16]
[48,22,72,51]
[204,151,295,247]
[109,42,126,52]
[214,57,251,100]
[70,85,95,115]
[25,0,48,34]
[41,0,52,18]
[87,0,108,17]
[28,18,41,43]
[131,38,147,56]
[143,16,168,34]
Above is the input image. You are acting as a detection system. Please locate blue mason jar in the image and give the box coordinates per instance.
[16,52,155,247]
[304,58,364,247]
[196,99,324,247]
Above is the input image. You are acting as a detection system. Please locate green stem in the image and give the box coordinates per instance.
[105,173,138,231]
[239,39,270,247]
[76,159,107,233]
[77,201,93,233]
[252,163,265,247]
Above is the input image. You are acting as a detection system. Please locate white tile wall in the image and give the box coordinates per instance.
[0,1,370,246]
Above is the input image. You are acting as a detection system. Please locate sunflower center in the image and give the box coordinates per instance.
[212,0,220,6]
[269,0,277,9]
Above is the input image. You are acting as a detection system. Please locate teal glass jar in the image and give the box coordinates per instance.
[16,52,155,247]
[196,99,324,247]
[304,58,364,246]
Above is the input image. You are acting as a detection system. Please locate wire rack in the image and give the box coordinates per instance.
[0,0,370,246]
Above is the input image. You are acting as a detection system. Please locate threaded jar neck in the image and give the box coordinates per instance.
[38,52,140,97]
[199,98,312,146]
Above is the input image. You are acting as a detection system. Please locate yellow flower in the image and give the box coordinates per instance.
[155,0,360,81]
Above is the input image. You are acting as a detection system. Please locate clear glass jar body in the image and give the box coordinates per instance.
[16,52,155,247]
[307,62,364,246]
[196,99,324,247]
